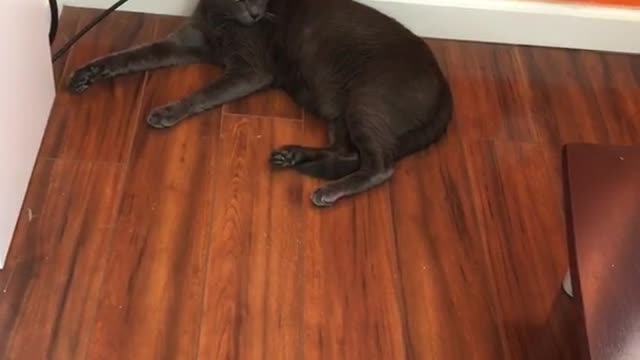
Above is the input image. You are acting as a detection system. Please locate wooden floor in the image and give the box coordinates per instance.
[1,7,638,359]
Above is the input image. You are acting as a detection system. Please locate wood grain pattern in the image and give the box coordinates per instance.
[1,9,640,360]
[523,47,611,145]
[462,141,577,360]
[224,89,304,120]
[40,10,154,162]
[197,115,304,359]
[389,137,507,360]
[302,113,407,360]
[83,17,221,359]
[0,160,124,360]
[84,124,214,360]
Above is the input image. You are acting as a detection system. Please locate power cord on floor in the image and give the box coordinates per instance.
[49,0,59,44]
[50,0,132,62]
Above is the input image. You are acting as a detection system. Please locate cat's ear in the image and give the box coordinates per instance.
[201,0,223,22]
[205,6,221,23]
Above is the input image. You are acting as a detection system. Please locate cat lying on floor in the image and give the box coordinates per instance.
[68,0,453,207]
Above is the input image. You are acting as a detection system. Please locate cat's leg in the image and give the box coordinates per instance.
[327,118,352,153]
[270,118,358,179]
[270,118,350,166]
[288,152,359,180]
[269,145,359,180]
[147,65,272,128]
[69,25,207,93]
[270,145,335,167]
[310,108,395,207]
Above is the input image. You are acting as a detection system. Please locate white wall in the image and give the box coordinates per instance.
[61,0,640,53]
[63,0,198,15]
[0,0,56,267]
[372,0,640,53]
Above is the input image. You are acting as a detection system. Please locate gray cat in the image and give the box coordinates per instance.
[68,0,453,207]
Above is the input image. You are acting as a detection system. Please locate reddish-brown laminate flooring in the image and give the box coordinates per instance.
[1,7,639,360]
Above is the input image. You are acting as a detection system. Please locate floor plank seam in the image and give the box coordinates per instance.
[76,17,158,360]
[191,120,223,360]
[36,156,130,166]
[222,109,304,122]
[386,186,416,360]
[77,160,130,360]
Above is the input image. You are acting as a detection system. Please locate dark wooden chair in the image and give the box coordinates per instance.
[562,143,640,360]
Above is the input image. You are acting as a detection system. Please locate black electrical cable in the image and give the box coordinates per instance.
[49,0,59,44]
[52,0,131,63]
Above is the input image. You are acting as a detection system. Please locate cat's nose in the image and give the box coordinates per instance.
[247,5,262,20]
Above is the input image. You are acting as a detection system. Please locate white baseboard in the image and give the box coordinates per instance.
[62,0,199,16]
[61,0,640,53]
[364,0,640,53]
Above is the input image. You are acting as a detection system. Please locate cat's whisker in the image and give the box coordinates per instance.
[263,12,278,23]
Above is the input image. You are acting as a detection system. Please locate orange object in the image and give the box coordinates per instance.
[565,0,640,5]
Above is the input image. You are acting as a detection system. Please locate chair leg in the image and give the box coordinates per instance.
[562,269,574,298]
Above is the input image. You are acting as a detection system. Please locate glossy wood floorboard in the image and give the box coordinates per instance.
[1,7,638,359]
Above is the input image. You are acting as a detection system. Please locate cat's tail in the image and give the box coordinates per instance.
[297,87,453,180]
[394,86,453,160]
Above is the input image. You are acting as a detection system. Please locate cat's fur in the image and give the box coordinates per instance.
[68,0,453,207]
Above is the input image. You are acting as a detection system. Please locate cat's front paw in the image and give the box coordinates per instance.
[269,145,307,168]
[68,64,104,93]
[147,105,183,129]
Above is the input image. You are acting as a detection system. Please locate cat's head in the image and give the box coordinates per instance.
[207,0,269,25]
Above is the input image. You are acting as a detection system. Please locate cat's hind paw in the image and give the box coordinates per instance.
[147,105,182,129]
[310,186,340,207]
[269,146,307,168]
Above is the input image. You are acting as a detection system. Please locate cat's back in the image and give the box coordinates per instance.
[297,0,422,45]
[289,0,439,86]
[282,0,446,122]
[291,0,434,71]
